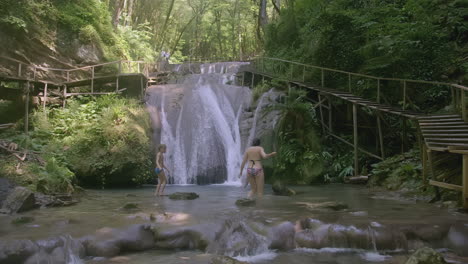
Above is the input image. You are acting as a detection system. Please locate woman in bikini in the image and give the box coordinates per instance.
[239,138,277,198]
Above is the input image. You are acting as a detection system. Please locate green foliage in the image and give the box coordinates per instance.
[369,149,422,191]
[32,95,153,187]
[267,88,323,184]
[252,81,271,102]
[265,0,468,111]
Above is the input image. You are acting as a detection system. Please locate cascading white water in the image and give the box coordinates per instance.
[147,62,251,184]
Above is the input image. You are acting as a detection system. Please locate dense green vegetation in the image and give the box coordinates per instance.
[0,96,152,192]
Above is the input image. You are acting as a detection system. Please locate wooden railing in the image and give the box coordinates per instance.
[0,56,156,85]
[251,57,468,120]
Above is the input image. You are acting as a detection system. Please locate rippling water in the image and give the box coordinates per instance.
[1,184,467,263]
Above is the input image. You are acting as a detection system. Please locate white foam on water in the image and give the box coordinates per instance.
[360,252,391,262]
[233,251,278,262]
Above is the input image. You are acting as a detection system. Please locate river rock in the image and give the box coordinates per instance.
[207,219,268,256]
[1,186,37,214]
[269,222,296,250]
[0,178,16,208]
[11,216,34,225]
[405,247,447,264]
[82,224,155,257]
[272,181,296,196]
[447,223,468,256]
[211,255,248,264]
[235,198,256,207]
[168,192,199,200]
[154,229,207,250]
[0,239,39,264]
[121,202,139,210]
[297,201,348,211]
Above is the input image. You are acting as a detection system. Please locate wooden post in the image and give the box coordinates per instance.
[353,103,359,176]
[140,76,144,99]
[348,73,351,92]
[137,62,141,73]
[377,113,385,159]
[24,82,30,134]
[402,81,407,153]
[451,87,456,109]
[251,73,254,89]
[377,79,381,103]
[43,83,48,111]
[462,89,467,122]
[116,77,119,92]
[290,64,293,80]
[302,66,305,83]
[422,144,427,183]
[321,69,325,87]
[63,85,67,108]
[319,94,326,134]
[328,96,332,133]
[91,67,95,93]
[463,154,468,209]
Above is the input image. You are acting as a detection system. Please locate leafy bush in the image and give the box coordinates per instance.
[32,95,153,187]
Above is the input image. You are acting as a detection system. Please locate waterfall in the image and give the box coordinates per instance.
[147,62,251,184]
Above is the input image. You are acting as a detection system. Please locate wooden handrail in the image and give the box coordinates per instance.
[256,56,467,91]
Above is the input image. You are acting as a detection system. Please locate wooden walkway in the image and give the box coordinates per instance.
[242,57,468,208]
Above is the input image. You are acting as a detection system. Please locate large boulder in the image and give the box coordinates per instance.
[0,187,37,214]
[168,192,199,200]
[272,181,296,196]
[405,247,447,264]
[446,223,468,256]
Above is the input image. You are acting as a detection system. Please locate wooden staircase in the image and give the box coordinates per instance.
[419,114,468,151]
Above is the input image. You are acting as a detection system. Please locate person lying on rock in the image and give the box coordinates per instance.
[155,144,170,196]
[239,138,276,198]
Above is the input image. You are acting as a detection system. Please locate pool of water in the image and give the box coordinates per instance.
[1,184,467,263]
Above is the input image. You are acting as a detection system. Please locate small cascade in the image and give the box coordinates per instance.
[246,89,275,149]
[147,62,251,184]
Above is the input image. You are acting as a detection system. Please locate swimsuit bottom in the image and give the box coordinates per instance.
[155,168,163,174]
[247,168,263,176]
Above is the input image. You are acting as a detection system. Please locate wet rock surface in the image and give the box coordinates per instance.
[154,228,208,250]
[269,222,296,250]
[272,181,296,196]
[235,198,256,207]
[168,192,199,200]
[211,255,248,264]
[405,247,447,264]
[0,178,16,208]
[0,187,37,214]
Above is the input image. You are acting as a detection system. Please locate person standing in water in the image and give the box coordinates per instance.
[155,144,169,196]
[239,138,276,198]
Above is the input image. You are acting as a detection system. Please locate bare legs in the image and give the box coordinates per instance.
[247,170,265,198]
[156,171,167,196]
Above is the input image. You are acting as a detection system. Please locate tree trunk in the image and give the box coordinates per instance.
[113,0,122,27]
[170,16,196,55]
[158,0,176,51]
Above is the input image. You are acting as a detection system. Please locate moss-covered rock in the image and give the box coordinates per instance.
[405,247,447,264]
[168,192,199,200]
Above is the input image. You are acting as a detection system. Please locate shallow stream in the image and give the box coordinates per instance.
[1,184,467,263]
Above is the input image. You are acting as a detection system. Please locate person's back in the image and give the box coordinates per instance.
[239,138,276,198]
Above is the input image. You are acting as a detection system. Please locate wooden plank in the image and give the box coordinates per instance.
[421,126,468,130]
[319,94,326,134]
[328,96,332,133]
[429,180,462,192]
[377,113,385,159]
[418,115,461,120]
[420,122,467,126]
[43,83,48,111]
[426,138,468,142]
[418,118,463,122]
[429,142,468,148]
[424,134,468,138]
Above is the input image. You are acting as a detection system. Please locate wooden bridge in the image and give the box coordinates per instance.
[241,57,468,208]
[0,56,157,133]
